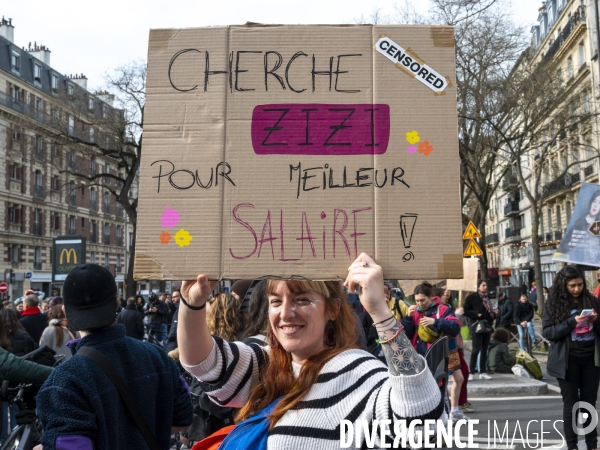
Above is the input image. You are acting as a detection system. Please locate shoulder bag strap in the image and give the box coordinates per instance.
[77,347,162,450]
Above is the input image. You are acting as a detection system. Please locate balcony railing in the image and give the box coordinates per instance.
[543,6,587,64]
[554,229,563,241]
[485,233,499,245]
[504,201,520,216]
[505,228,522,243]
[33,185,44,199]
[585,165,595,177]
[33,222,42,236]
[543,173,578,197]
[501,175,518,191]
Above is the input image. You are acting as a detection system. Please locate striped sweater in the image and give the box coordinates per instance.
[183,337,446,449]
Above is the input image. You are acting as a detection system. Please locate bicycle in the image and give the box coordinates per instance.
[0,353,65,450]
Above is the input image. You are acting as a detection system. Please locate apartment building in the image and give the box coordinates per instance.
[485,0,600,288]
[0,18,131,298]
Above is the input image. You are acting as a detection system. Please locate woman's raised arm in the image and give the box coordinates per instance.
[177,274,218,367]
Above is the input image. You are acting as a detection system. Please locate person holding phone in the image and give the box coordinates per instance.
[543,265,600,450]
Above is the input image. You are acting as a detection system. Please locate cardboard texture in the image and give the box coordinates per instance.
[446,258,478,292]
[135,24,463,281]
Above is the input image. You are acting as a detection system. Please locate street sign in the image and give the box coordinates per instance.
[462,221,482,239]
[25,272,32,280]
[0,283,7,294]
[52,236,86,283]
[589,221,600,236]
[464,239,483,257]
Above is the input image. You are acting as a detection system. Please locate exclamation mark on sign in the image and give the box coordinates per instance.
[399,213,418,262]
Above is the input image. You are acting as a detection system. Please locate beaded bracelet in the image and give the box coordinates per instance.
[376,325,404,345]
[372,316,395,327]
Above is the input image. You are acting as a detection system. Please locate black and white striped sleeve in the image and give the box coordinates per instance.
[182,336,268,408]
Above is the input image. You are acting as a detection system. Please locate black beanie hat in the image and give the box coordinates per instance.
[63,264,118,331]
[231,280,253,300]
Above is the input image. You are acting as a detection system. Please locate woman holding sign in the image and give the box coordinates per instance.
[543,265,600,450]
[178,253,444,449]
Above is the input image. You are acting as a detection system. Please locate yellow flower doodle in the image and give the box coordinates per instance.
[405,131,420,145]
[174,229,193,248]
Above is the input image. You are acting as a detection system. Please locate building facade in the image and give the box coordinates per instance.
[485,0,600,289]
[0,18,131,299]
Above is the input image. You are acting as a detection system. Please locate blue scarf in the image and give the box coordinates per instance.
[219,398,281,450]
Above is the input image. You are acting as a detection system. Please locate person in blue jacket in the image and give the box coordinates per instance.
[36,264,193,450]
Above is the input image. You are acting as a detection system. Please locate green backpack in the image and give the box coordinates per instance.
[515,349,543,380]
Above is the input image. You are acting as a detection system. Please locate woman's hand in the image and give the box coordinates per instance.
[419,317,435,327]
[455,307,464,315]
[589,309,598,323]
[408,305,417,317]
[181,274,218,309]
[575,314,589,324]
[520,321,527,327]
[344,253,387,321]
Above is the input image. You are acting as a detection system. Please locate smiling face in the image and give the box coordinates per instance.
[268,281,337,364]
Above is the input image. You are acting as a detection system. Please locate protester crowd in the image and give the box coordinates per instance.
[0,260,597,449]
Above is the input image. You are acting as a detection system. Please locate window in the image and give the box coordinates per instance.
[579,41,586,67]
[90,158,96,176]
[68,115,74,135]
[101,103,107,119]
[582,90,589,113]
[116,202,122,217]
[69,181,76,205]
[67,83,74,96]
[104,163,111,184]
[35,136,43,158]
[10,245,20,263]
[33,63,42,83]
[90,252,96,264]
[51,108,60,122]
[34,96,42,111]
[548,209,553,230]
[12,129,20,141]
[51,74,59,92]
[90,188,97,211]
[12,86,20,103]
[567,56,573,79]
[8,204,22,224]
[116,254,122,270]
[129,232,134,250]
[34,247,42,269]
[104,223,111,244]
[89,126,95,143]
[117,225,122,245]
[81,217,85,229]
[88,97,94,112]
[51,212,60,230]
[104,191,110,214]
[557,68,563,89]
[90,220,96,243]
[10,50,20,73]
[566,201,572,223]
[10,165,22,181]
[81,184,85,198]
[34,171,43,188]
[69,216,76,234]
[51,143,60,163]
[104,253,109,267]
[51,175,60,191]
[69,151,76,171]
[557,205,562,229]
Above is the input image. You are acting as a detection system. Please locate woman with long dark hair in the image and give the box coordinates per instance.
[543,265,600,450]
[463,280,495,379]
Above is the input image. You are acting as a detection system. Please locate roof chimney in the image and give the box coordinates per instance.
[26,41,51,66]
[95,90,115,107]
[0,17,14,43]
[70,74,88,90]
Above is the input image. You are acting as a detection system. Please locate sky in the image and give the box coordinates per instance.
[3,0,542,91]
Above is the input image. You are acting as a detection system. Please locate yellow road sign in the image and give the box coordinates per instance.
[464,239,483,257]
[462,221,482,239]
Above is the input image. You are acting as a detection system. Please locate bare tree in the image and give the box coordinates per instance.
[49,62,145,297]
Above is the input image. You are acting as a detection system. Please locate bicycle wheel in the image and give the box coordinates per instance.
[0,424,37,450]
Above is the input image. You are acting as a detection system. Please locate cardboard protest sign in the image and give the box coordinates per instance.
[134,25,463,281]
[554,183,600,267]
[446,258,478,291]
[399,279,444,297]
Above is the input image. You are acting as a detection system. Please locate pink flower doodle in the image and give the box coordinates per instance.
[161,206,180,228]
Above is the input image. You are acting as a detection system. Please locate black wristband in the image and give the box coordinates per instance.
[180,295,206,311]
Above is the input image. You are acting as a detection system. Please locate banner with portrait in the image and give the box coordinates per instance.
[554,183,600,267]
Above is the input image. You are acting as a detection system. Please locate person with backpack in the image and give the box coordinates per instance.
[543,265,600,450]
[402,282,463,422]
[386,282,409,321]
[36,264,193,450]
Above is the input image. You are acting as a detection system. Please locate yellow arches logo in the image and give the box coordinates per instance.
[59,248,77,265]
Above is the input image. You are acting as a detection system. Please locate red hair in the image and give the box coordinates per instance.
[236,280,358,428]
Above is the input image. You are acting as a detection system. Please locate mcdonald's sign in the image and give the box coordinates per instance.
[52,236,86,282]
